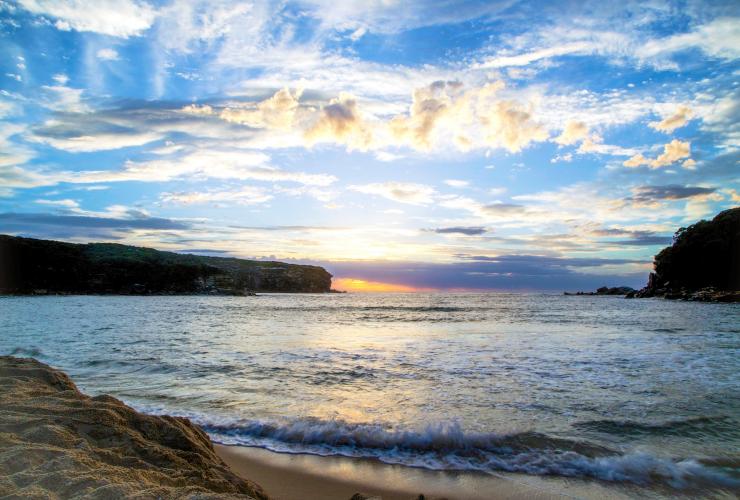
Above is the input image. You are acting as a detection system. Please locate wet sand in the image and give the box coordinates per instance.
[215,444,635,500]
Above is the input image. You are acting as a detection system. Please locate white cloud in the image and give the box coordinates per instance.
[18,0,156,37]
[160,186,272,206]
[444,179,469,188]
[96,48,120,61]
[349,182,436,205]
[75,149,337,186]
[475,41,593,69]
[34,198,80,209]
[637,17,740,63]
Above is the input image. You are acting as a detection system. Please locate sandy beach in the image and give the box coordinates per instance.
[215,444,635,500]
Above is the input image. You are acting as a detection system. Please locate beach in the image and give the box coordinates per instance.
[0,354,636,499]
[215,444,644,500]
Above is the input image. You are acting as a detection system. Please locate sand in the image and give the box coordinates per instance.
[215,444,633,500]
[0,356,266,499]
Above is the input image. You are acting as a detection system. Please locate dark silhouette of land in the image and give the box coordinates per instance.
[629,207,739,302]
[0,235,332,295]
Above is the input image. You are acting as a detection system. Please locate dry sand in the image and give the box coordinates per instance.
[0,356,266,499]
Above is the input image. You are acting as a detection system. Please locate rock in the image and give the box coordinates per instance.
[0,356,268,499]
[630,208,739,303]
[564,286,635,296]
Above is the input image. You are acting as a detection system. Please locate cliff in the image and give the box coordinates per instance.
[0,235,332,295]
[0,356,268,499]
[628,207,740,302]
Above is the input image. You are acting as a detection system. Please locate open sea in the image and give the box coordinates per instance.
[1,293,738,497]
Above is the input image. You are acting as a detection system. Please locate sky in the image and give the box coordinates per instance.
[0,0,738,291]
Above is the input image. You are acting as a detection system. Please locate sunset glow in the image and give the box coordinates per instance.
[332,278,428,293]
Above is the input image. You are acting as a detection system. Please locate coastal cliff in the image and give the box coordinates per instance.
[0,235,332,295]
[0,356,268,499]
[628,207,740,302]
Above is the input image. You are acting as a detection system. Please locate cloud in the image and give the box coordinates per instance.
[554,120,588,145]
[649,105,694,133]
[0,211,190,233]
[590,227,672,246]
[444,179,469,188]
[304,92,374,150]
[219,88,303,130]
[623,139,691,168]
[430,226,487,235]
[349,182,436,205]
[160,186,273,206]
[475,41,593,69]
[77,150,337,186]
[388,80,548,153]
[96,48,120,61]
[629,185,718,203]
[30,115,162,152]
[637,17,740,63]
[18,0,156,37]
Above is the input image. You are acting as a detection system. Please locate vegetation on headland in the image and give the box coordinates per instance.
[0,235,332,295]
[628,207,740,302]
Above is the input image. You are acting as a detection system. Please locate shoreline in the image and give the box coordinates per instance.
[214,444,636,500]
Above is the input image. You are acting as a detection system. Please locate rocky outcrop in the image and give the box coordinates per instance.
[564,286,635,296]
[0,356,268,499]
[627,207,740,302]
[0,235,332,295]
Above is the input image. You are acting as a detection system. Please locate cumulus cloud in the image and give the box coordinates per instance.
[349,182,436,205]
[389,80,548,153]
[220,88,303,130]
[554,120,588,145]
[17,0,156,38]
[623,139,691,168]
[305,92,374,150]
[649,105,693,133]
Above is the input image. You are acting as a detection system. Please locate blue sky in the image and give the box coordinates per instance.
[1,0,738,290]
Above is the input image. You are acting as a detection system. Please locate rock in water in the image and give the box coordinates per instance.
[0,356,268,499]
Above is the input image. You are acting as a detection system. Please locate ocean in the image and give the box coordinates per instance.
[2,293,738,496]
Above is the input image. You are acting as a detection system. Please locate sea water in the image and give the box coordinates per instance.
[1,293,738,495]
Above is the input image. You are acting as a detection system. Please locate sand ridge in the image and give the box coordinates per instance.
[0,356,267,499]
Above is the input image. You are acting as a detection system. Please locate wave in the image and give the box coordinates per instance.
[141,412,739,489]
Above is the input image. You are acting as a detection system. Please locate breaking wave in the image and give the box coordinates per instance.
[145,412,739,489]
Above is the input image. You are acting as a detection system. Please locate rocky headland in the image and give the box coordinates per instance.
[627,207,740,302]
[0,235,332,295]
[0,356,268,499]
